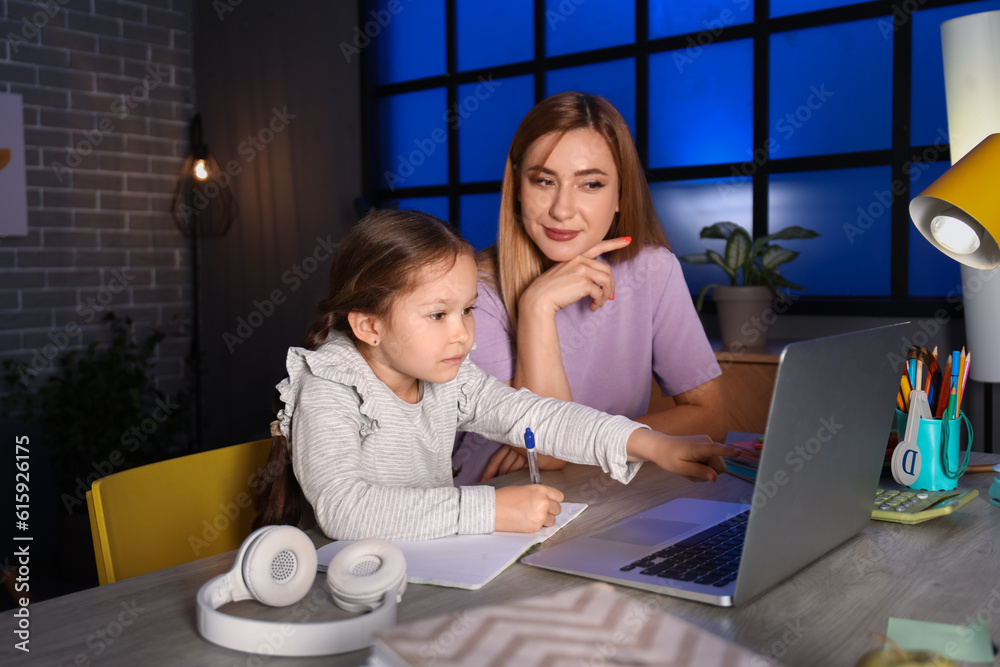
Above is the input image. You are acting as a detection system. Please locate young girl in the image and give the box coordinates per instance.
[452,91,726,485]
[254,209,734,541]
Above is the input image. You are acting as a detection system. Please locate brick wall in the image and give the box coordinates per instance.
[0,0,194,395]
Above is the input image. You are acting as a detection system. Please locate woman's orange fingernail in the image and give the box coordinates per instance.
[611,292,615,300]
[622,236,632,243]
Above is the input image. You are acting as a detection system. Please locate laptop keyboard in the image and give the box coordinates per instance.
[619,510,750,587]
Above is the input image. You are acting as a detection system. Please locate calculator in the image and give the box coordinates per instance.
[871,488,979,524]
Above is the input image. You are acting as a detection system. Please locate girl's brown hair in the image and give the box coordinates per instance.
[253,208,473,529]
[481,91,670,331]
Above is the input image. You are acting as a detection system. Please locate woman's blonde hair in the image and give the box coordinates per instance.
[481,91,670,331]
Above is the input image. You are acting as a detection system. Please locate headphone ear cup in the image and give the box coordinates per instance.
[241,525,317,607]
[326,539,407,613]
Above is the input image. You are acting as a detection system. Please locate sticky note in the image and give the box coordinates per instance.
[886,617,995,663]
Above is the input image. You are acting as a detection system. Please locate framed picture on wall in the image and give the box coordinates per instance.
[0,92,28,237]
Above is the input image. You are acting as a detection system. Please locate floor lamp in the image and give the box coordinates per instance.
[171,114,239,451]
[909,10,1000,454]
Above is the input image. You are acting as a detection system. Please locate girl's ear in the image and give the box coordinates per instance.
[346,311,383,347]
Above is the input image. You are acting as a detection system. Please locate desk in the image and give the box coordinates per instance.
[6,454,999,667]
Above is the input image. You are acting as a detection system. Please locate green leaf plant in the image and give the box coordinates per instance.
[2,312,193,505]
[678,222,820,312]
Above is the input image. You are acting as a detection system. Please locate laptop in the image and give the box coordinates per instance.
[522,323,909,607]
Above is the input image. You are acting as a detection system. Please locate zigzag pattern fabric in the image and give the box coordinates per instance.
[372,583,783,666]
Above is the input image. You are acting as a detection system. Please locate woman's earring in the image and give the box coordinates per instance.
[372,339,378,346]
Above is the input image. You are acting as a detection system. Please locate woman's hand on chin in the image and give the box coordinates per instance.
[520,236,632,315]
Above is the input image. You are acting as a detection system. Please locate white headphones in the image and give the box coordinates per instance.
[196,525,407,657]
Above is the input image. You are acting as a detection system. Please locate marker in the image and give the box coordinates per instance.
[525,428,541,485]
[950,350,960,420]
[956,348,968,418]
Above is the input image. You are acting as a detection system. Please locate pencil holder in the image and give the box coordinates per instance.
[893,408,973,491]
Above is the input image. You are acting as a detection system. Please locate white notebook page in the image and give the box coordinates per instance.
[316,502,587,590]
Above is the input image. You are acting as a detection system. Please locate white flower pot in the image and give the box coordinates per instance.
[713,285,774,349]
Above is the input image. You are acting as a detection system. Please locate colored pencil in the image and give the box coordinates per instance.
[936,354,953,418]
[958,351,971,419]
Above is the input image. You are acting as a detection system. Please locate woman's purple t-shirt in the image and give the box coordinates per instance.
[452,245,721,485]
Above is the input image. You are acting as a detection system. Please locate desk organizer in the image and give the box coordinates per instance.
[893,409,972,491]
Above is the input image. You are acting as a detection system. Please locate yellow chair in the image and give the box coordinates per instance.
[86,439,272,585]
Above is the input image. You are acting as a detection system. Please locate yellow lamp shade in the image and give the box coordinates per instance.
[910,132,1000,269]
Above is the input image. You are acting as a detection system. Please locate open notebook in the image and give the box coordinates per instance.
[316,503,587,590]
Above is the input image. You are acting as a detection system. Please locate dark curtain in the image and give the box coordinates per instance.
[192,1,362,448]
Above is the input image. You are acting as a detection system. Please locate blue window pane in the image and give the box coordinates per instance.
[908,161,962,297]
[771,0,868,18]
[546,59,636,136]
[545,0,634,57]
[649,39,753,168]
[375,0,445,84]
[649,0,753,40]
[911,1,1000,147]
[394,196,450,224]
[649,177,753,294]
[459,75,535,183]
[457,0,533,71]
[379,88,448,190]
[770,167,891,297]
[770,20,892,158]
[908,150,950,199]
[460,193,502,252]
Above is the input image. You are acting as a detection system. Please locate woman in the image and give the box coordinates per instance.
[452,91,726,485]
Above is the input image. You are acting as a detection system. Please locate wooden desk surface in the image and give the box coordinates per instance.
[6,455,1000,667]
[712,339,786,364]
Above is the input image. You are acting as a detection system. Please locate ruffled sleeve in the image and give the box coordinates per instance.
[274,335,386,454]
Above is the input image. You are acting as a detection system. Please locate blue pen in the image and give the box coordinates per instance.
[525,428,541,484]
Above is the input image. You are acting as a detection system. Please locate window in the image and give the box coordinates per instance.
[364,0,1000,314]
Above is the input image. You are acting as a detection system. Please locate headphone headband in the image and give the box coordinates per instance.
[195,526,405,657]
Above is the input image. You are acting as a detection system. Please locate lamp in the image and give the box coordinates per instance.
[171,114,239,450]
[171,114,237,237]
[908,9,1000,454]
[909,132,1000,270]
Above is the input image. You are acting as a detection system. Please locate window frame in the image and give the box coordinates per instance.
[360,0,979,318]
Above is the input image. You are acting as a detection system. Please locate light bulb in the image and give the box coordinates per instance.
[194,159,209,181]
[930,214,981,255]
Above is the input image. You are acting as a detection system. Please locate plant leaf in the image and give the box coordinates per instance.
[678,252,712,265]
[725,227,752,274]
[761,245,799,269]
[760,225,820,242]
[767,274,805,290]
[693,284,720,312]
[705,249,737,282]
[699,222,742,240]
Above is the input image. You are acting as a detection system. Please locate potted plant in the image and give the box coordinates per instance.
[679,222,819,348]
